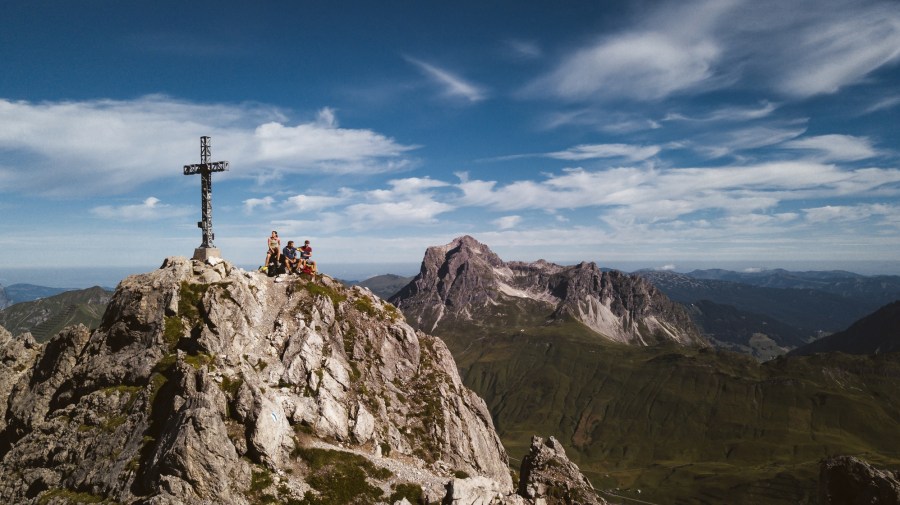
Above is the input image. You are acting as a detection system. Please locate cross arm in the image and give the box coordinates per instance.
[183,161,230,175]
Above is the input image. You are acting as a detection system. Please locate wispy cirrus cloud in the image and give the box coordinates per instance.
[526,0,900,102]
[547,143,661,162]
[782,134,879,162]
[405,57,487,103]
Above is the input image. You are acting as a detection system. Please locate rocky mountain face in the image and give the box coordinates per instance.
[0,257,601,504]
[391,235,704,346]
[819,456,900,505]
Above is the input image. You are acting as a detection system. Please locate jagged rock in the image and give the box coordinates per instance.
[0,326,41,433]
[819,455,900,505]
[0,257,515,504]
[518,436,607,505]
[391,235,705,346]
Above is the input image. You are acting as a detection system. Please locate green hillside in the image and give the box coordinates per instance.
[432,316,900,505]
[0,286,112,341]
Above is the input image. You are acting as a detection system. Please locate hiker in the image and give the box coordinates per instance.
[300,239,317,273]
[264,230,281,270]
[283,240,301,274]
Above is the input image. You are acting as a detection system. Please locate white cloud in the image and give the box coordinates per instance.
[527,31,721,101]
[504,39,542,59]
[782,134,879,162]
[244,196,275,213]
[803,203,898,223]
[525,0,900,102]
[0,97,418,196]
[91,196,191,220]
[664,102,778,122]
[284,194,346,212]
[493,215,522,230]
[405,57,487,103]
[547,143,661,162]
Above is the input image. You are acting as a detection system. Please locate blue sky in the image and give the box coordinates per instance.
[2,0,900,283]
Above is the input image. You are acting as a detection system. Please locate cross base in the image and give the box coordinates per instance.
[192,247,222,262]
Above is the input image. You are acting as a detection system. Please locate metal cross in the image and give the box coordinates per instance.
[183,136,229,249]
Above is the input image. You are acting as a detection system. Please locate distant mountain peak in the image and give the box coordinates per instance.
[392,237,705,346]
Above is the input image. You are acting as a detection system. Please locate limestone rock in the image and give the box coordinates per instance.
[518,436,607,505]
[0,257,515,504]
[819,455,900,505]
[391,235,705,346]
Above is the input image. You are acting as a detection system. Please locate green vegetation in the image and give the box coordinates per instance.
[163,316,183,348]
[248,468,278,504]
[292,447,392,504]
[37,488,111,504]
[293,281,347,310]
[389,483,424,504]
[0,286,113,343]
[221,374,244,398]
[408,336,448,462]
[353,297,378,318]
[424,303,900,505]
[184,352,215,370]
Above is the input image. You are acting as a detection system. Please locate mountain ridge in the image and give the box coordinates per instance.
[391,235,705,347]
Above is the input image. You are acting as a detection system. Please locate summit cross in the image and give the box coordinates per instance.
[183,136,229,260]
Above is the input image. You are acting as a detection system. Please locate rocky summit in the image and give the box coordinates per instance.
[0,256,601,504]
[391,235,704,346]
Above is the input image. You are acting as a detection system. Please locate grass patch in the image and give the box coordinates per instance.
[163,316,183,349]
[221,374,244,398]
[248,468,278,504]
[389,483,424,504]
[38,489,107,504]
[353,297,378,318]
[184,352,216,370]
[294,281,347,310]
[292,447,392,505]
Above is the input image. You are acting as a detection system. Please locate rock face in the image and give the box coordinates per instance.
[819,455,900,505]
[0,257,521,504]
[518,436,607,505]
[391,235,704,346]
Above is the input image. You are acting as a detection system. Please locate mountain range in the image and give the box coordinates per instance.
[388,236,900,504]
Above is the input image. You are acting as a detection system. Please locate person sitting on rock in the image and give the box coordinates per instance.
[300,239,316,273]
[264,230,281,269]
[282,240,301,274]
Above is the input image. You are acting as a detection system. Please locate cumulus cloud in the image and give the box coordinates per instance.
[91,196,191,220]
[0,96,418,196]
[405,57,487,103]
[284,194,347,212]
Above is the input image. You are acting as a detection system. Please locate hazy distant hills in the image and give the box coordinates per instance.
[0,286,112,342]
[1,283,75,306]
[349,274,414,299]
[791,300,900,356]
[635,269,900,359]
